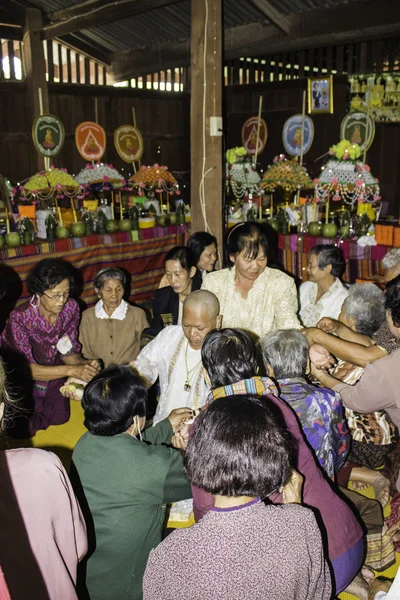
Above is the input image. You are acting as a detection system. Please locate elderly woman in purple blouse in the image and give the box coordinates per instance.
[0,258,99,436]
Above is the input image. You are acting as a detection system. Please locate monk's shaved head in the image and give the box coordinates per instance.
[182,291,222,350]
[183,290,220,319]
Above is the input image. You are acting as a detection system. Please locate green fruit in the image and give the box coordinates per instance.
[118,219,133,232]
[322,223,338,239]
[267,218,279,232]
[55,227,70,239]
[5,232,21,248]
[308,221,322,236]
[105,219,118,233]
[340,225,350,240]
[169,213,177,225]
[70,222,86,237]
[0,235,5,249]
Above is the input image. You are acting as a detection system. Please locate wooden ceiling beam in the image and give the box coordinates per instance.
[249,0,290,34]
[58,33,112,65]
[110,0,400,80]
[41,0,185,39]
[0,24,23,41]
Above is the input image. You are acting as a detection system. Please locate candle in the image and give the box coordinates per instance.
[325,192,330,224]
[5,207,10,234]
[111,192,115,220]
[71,198,77,222]
[56,200,63,227]
[258,197,262,220]
[270,194,273,218]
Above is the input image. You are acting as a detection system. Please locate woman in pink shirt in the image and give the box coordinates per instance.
[0,357,88,599]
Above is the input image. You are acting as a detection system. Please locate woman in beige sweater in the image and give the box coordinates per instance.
[79,267,149,368]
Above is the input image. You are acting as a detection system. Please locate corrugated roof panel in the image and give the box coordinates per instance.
[9,0,374,55]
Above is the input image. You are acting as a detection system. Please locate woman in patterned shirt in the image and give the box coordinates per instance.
[1,258,99,436]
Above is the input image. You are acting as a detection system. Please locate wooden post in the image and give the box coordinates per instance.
[190,0,223,261]
[23,8,49,173]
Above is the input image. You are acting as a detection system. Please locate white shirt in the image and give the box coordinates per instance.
[94,299,128,320]
[133,326,208,424]
[299,278,348,327]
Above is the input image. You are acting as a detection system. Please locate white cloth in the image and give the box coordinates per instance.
[133,326,209,425]
[299,278,348,327]
[94,299,128,320]
[177,301,183,325]
[202,267,300,339]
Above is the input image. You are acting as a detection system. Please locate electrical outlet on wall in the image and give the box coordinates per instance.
[210,116,223,136]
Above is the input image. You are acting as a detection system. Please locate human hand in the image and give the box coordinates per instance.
[317,317,341,334]
[60,377,86,401]
[281,469,303,504]
[171,424,190,450]
[368,578,392,599]
[301,327,320,345]
[88,359,101,372]
[167,408,193,433]
[67,363,99,383]
[309,343,335,371]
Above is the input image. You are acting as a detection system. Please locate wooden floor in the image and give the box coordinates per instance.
[2,400,399,599]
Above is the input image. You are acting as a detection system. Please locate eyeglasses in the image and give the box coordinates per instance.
[42,290,70,301]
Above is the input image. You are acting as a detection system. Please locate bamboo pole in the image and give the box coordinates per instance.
[363,96,371,165]
[5,207,10,234]
[38,88,50,171]
[254,96,263,167]
[132,107,141,169]
[299,90,306,167]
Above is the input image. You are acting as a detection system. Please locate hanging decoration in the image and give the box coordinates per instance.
[19,167,81,203]
[129,164,179,195]
[114,125,144,163]
[75,163,125,190]
[314,140,380,208]
[282,115,314,157]
[241,116,268,156]
[225,147,261,199]
[259,154,314,193]
[75,121,106,162]
[32,114,65,159]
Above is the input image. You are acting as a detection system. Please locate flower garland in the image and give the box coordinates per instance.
[129,164,180,196]
[225,147,261,199]
[16,166,81,204]
[314,140,380,206]
[259,154,314,193]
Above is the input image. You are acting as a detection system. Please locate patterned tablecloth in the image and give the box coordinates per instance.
[278,234,389,283]
[0,226,190,313]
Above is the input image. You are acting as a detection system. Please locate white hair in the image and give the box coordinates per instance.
[382,249,400,271]
[344,283,385,336]
[261,329,309,379]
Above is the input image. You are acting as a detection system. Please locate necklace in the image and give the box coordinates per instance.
[184,341,202,392]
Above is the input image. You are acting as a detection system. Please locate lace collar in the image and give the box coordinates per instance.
[94,299,128,320]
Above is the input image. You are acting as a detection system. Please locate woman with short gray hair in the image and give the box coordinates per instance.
[261,329,349,480]
[79,267,149,368]
[343,283,386,338]
[300,244,348,327]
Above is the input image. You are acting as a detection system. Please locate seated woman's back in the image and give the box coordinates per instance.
[143,395,331,600]
[72,366,191,600]
[144,501,330,600]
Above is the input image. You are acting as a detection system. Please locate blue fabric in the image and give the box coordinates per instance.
[331,536,364,593]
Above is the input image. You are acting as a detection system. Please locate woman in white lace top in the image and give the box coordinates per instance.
[202,222,300,339]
